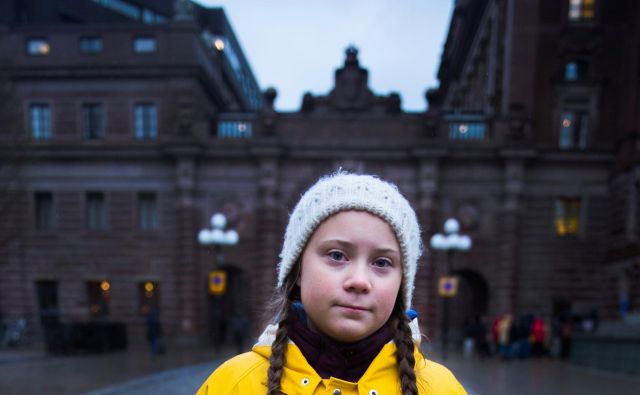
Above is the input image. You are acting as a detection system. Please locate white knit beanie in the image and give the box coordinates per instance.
[277,171,423,309]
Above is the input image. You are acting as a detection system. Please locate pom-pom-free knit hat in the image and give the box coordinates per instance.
[277,172,423,308]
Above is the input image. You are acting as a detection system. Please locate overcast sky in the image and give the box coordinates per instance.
[196,1,454,112]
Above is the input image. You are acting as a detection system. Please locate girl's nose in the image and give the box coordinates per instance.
[343,263,371,293]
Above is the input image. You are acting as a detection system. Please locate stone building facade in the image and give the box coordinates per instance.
[1,0,639,348]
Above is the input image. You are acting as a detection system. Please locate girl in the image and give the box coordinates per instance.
[197,172,467,395]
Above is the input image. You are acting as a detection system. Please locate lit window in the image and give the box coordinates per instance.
[135,103,157,140]
[87,281,110,318]
[568,0,595,21]
[27,38,50,55]
[559,111,588,149]
[86,192,107,230]
[35,192,53,231]
[449,122,486,140]
[565,61,588,81]
[133,37,156,53]
[555,198,581,236]
[79,37,103,54]
[30,104,51,140]
[82,103,104,139]
[138,193,158,231]
[138,281,159,316]
[217,121,252,138]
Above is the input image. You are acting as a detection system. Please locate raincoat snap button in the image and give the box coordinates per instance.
[301,377,310,386]
[369,390,378,395]
[333,390,342,395]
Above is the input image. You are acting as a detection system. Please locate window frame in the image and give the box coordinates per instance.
[554,197,583,237]
[133,36,157,54]
[86,280,111,319]
[137,192,158,231]
[81,102,105,140]
[34,191,54,231]
[79,36,103,54]
[566,0,598,24]
[134,102,158,140]
[26,37,50,56]
[29,102,52,140]
[86,191,108,231]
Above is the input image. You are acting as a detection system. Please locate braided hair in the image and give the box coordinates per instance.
[390,298,420,395]
[265,264,299,395]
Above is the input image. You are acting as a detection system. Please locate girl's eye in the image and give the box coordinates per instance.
[328,250,346,261]
[373,258,393,268]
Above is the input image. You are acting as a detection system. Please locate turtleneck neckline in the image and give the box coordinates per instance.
[286,305,393,382]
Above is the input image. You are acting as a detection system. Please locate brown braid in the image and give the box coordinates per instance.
[266,301,291,395]
[391,302,419,395]
[265,264,300,395]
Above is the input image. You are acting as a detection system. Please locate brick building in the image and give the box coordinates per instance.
[1,0,639,349]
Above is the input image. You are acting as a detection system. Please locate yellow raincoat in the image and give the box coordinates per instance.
[197,329,467,395]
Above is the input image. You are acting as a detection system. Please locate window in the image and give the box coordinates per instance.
[87,281,110,319]
[79,37,103,54]
[555,198,581,236]
[35,192,53,231]
[449,122,486,140]
[135,103,157,139]
[86,192,107,230]
[559,111,588,149]
[82,103,104,139]
[568,0,595,22]
[30,104,51,140]
[26,38,50,55]
[138,281,159,316]
[565,61,588,81]
[36,281,59,318]
[133,37,156,53]
[217,121,252,138]
[138,193,158,231]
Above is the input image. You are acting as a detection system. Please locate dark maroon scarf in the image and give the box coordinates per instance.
[287,305,393,382]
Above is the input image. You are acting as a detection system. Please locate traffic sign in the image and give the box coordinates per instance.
[208,270,226,295]
[438,276,458,297]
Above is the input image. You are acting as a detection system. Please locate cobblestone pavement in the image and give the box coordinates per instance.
[1,345,639,395]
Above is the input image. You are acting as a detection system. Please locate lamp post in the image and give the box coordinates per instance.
[430,218,472,360]
[198,213,239,266]
[198,213,239,350]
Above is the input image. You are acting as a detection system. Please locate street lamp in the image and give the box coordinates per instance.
[430,218,472,360]
[198,213,239,350]
[198,213,239,266]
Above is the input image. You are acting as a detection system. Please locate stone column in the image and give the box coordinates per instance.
[252,146,282,333]
[174,156,200,339]
[414,149,445,337]
[494,156,525,315]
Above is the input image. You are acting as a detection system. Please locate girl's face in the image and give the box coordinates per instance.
[298,210,402,342]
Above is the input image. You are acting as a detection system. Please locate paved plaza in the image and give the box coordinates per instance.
[1,343,638,395]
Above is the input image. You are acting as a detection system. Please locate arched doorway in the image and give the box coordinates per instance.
[449,269,489,346]
[208,265,251,349]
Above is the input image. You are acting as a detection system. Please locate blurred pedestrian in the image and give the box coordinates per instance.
[230,310,249,354]
[531,316,546,356]
[146,307,163,357]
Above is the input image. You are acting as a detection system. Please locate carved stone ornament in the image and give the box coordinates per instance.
[328,46,374,111]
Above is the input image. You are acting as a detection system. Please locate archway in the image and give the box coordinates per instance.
[449,269,489,346]
[208,265,251,349]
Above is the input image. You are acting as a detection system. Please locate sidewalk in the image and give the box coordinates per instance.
[0,344,235,395]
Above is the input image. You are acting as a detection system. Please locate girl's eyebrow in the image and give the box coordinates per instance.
[320,239,400,255]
